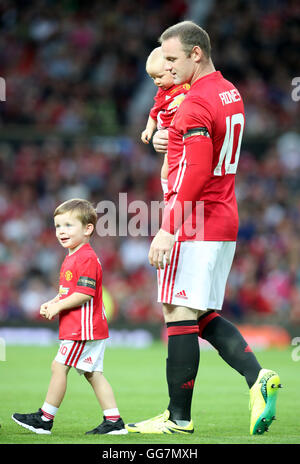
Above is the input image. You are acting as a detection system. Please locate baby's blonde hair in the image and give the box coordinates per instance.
[146,46,165,75]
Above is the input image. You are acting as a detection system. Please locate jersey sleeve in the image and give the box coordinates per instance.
[149,105,158,121]
[149,88,163,121]
[161,97,214,235]
[176,96,214,136]
[74,257,100,297]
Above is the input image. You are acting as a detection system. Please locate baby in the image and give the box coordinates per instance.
[141,47,189,200]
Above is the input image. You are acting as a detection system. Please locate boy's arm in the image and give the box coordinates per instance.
[141,116,157,144]
[40,294,60,310]
[48,294,60,303]
[40,292,92,321]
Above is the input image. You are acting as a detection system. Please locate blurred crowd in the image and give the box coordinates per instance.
[0,0,298,136]
[0,0,299,327]
[0,0,187,133]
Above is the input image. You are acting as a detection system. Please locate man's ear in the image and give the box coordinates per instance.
[191,46,203,63]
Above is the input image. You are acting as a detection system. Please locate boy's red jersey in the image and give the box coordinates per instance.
[164,71,245,241]
[58,243,109,341]
[149,84,190,130]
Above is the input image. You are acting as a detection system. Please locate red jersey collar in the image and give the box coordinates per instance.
[191,71,222,88]
[66,242,92,258]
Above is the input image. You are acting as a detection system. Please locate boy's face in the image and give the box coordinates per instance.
[148,68,174,90]
[54,211,93,254]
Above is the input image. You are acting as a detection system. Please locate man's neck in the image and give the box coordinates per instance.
[190,59,216,85]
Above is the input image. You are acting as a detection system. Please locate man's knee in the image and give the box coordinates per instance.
[162,303,200,323]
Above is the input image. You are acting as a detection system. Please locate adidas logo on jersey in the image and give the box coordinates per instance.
[83,356,93,364]
[175,290,188,299]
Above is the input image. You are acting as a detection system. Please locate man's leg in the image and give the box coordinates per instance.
[198,310,261,388]
[163,304,200,424]
[198,310,282,435]
[126,304,199,434]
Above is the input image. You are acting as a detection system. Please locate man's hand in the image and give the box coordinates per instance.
[152,129,169,154]
[148,228,175,269]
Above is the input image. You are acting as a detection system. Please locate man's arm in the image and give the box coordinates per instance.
[149,134,213,269]
[161,134,213,235]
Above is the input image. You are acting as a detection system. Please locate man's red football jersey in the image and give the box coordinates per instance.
[162,71,245,241]
[149,83,190,130]
[58,243,109,341]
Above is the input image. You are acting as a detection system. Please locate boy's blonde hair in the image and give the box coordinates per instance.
[54,198,97,234]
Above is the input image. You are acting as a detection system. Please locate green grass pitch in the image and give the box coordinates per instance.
[0,341,299,445]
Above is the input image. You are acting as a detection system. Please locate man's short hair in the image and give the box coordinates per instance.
[54,198,97,232]
[159,21,211,59]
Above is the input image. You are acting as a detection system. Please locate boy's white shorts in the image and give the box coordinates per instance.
[157,241,236,311]
[55,339,107,375]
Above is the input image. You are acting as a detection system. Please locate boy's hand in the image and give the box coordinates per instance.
[141,129,152,144]
[40,302,61,320]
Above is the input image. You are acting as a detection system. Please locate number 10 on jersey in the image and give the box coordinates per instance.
[214,113,245,176]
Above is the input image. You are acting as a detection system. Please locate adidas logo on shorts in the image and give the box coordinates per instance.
[83,356,93,364]
[175,290,188,299]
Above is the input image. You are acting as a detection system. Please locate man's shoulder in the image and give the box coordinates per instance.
[177,90,213,121]
[183,72,243,113]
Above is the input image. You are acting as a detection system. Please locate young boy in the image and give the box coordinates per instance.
[12,198,127,435]
[141,47,189,201]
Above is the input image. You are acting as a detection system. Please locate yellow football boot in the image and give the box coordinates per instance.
[125,410,194,434]
[249,368,282,435]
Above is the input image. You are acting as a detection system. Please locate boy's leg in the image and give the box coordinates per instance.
[85,371,118,412]
[45,360,70,407]
[40,360,70,420]
[84,371,127,435]
[11,360,70,434]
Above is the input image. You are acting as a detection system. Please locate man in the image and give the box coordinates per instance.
[126,21,281,436]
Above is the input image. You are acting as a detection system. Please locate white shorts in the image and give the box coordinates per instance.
[55,339,107,375]
[157,241,236,311]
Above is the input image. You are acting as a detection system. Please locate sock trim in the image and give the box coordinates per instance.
[198,311,220,338]
[167,325,199,337]
[104,408,120,422]
[105,415,120,422]
[41,402,58,421]
[41,410,54,421]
